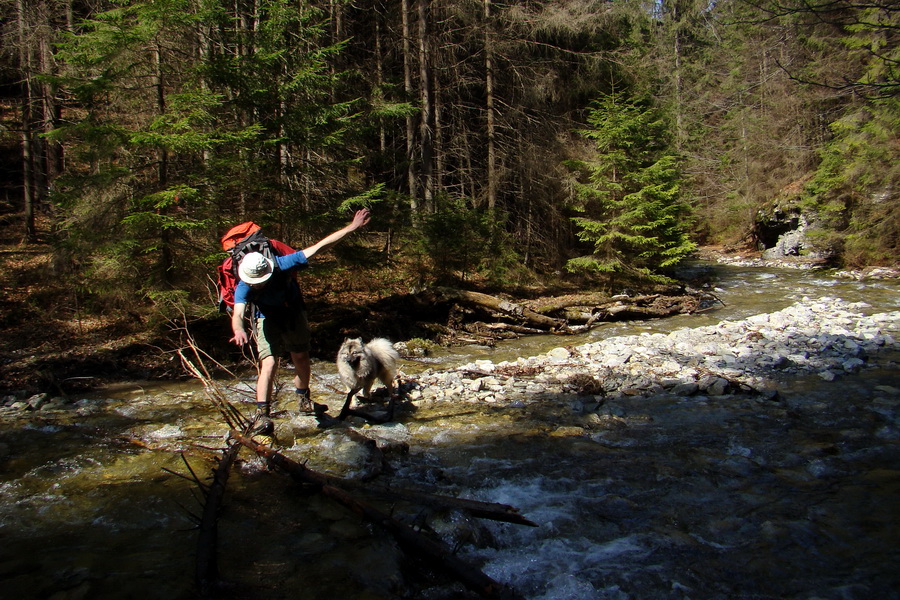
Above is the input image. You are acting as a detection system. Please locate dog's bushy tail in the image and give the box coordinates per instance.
[366,337,400,366]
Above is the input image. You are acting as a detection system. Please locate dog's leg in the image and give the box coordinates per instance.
[384,393,396,421]
[338,389,358,420]
[361,380,374,400]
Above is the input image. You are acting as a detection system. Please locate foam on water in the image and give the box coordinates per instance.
[469,533,648,598]
[448,474,654,598]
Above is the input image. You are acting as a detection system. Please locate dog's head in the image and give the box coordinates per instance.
[339,338,365,367]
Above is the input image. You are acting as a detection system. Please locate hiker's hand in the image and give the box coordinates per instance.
[350,209,371,230]
[230,330,249,346]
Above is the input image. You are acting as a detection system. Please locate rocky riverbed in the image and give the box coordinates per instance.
[405,296,900,409]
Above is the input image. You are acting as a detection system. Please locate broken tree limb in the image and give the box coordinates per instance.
[195,440,241,598]
[597,294,700,320]
[467,321,548,335]
[527,292,613,314]
[230,431,528,599]
[322,483,524,600]
[358,485,538,527]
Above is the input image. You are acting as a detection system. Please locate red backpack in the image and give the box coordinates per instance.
[216,222,297,313]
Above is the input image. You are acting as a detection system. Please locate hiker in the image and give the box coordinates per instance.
[229,209,371,423]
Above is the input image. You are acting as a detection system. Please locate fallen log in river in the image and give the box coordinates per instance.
[413,286,715,344]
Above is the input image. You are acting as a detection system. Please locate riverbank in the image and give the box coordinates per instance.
[405,296,900,410]
[278,294,900,599]
[694,246,900,280]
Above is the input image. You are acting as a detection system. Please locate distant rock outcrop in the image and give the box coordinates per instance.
[754,175,834,262]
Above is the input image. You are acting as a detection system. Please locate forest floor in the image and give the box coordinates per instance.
[0,231,588,396]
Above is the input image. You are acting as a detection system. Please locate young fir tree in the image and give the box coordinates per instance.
[566,93,695,282]
[48,0,221,294]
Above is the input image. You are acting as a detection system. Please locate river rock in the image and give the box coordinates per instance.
[363,422,411,455]
[26,393,51,410]
[299,428,384,480]
[149,424,183,439]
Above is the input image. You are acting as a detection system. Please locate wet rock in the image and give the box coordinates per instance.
[842,357,866,373]
[27,393,50,410]
[546,347,571,360]
[40,396,69,410]
[299,428,384,480]
[149,424,182,439]
[671,382,699,396]
[550,425,586,437]
[818,370,840,382]
[361,422,411,455]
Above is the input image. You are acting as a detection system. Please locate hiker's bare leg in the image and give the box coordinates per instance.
[257,355,278,405]
[290,351,311,390]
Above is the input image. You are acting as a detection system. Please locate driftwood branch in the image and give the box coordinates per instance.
[195,441,241,598]
[322,483,523,599]
[528,292,614,314]
[425,287,566,331]
[415,287,712,346]
[229,430,535,526]
[359,485,538,527]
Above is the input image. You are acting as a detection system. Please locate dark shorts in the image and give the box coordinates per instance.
[255,310,311,360]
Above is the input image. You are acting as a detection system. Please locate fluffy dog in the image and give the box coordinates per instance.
[336,337,400,418]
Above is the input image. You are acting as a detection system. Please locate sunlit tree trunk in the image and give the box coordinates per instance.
[434,68,443,193]
[153,43,168,188]
[375,5,386,154]
[40,31,63,182]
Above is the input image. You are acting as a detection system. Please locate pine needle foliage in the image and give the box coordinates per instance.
[565,93,695,282]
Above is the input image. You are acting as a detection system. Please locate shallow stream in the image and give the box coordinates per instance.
[1,262,898,600]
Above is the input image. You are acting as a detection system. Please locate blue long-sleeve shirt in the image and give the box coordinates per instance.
[234,251,308,318]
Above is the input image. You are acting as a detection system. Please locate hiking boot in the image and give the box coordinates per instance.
[296,388,313,413]
[250,413,275,436]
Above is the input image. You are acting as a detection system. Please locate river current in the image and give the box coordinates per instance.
[0,261,898,600]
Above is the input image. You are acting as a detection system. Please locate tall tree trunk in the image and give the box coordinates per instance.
[375,4,386,154]
[484,0,497,212]
[152,41,172,283]
[197,4,212,166]
[418,0,434,210]
[153,42,168,188]
[434,67,443,193]
[17,0,37,243]
[41,31,63,182]
[401,0,418,221]
[673,26,684,150]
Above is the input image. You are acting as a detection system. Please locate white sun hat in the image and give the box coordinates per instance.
[237,252,275,284]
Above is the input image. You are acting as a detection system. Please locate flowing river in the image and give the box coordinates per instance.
[1,261,898,600]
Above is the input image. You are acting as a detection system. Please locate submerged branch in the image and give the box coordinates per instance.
[195,441,242,598]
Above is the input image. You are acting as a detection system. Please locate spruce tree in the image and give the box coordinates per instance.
[565,93,695,282]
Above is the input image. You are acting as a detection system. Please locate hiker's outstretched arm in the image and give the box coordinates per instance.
[301,209,370,260]
[230,303,250,346]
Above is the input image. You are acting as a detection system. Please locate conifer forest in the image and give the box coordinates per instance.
[1,0,897,319]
